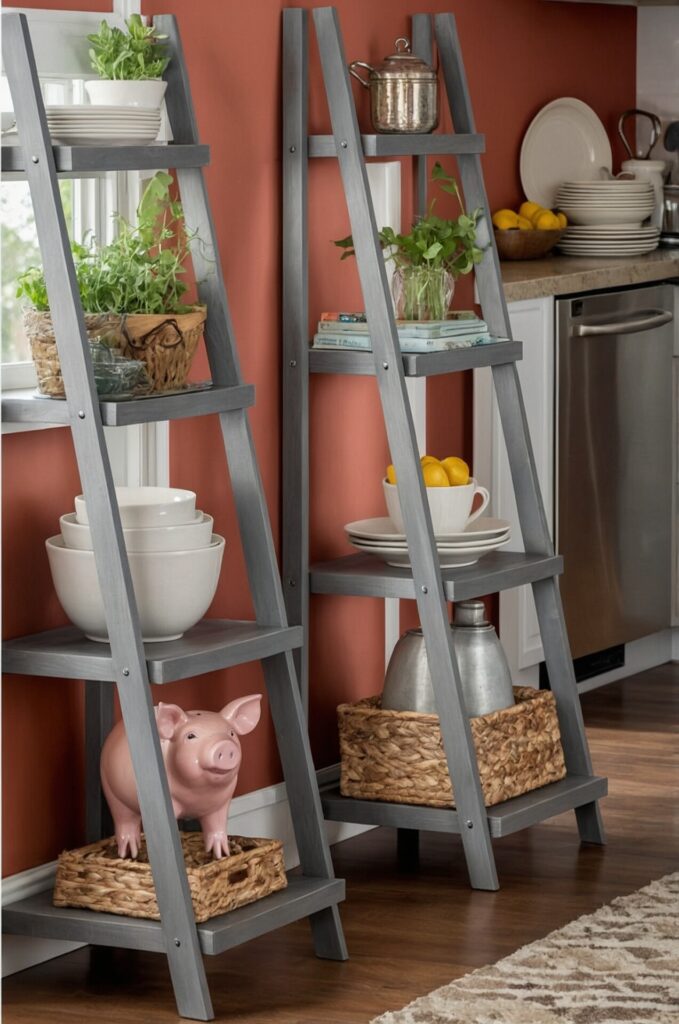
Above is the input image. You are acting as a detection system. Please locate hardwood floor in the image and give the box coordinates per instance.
[4,664,678,1024]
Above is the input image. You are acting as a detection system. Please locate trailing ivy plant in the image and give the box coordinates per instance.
[334,162,484,279]
[17,172,197,315]
[88,14,169,81]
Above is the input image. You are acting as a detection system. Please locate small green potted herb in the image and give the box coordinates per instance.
[17,173,206,397]
[335,163,484,321]
[85,14,169,109]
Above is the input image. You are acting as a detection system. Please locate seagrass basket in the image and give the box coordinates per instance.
[338,686,566,809]
[23,306,206,397]
[53,833,286,922]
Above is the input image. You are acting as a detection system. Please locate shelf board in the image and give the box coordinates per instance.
[2,875,345,956]
[308,132,485,158]
[309,339,521,377]
[3,620,303,684]
[321,775,608,839]
[310,550,563,602]
[1,383,255,427]
[1,142,210,176]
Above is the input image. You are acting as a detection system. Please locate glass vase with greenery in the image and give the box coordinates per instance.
[335,163,484,321]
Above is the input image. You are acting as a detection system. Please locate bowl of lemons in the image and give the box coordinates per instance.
[492,201,567,261]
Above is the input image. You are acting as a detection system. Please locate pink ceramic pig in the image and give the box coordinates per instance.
[100,695,262,860]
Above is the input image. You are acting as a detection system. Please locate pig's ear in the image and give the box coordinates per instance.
[221,694,262,736]
[155,703,188,740]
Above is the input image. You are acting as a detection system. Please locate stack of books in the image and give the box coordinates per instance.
[312,311,494,353]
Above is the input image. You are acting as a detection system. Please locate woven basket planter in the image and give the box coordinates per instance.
[53,833,286,923]
[23,306,206,397]
[338,686,566,809]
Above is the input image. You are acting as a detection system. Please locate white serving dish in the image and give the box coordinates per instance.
[75,486,197,528]
[46,533,225,642]
[383,477,489,535]
[84,80,167,109]
[60,511,213,552]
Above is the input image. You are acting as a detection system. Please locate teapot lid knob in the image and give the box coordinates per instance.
[453,600,488,627]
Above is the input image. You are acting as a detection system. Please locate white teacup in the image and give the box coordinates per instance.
[383,477,490,535]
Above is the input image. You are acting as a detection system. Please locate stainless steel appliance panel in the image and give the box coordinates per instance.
[556,284,674,660]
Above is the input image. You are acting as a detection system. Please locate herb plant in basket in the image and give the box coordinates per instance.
[17,172,207,397]
[85,14,169,109]
[335,163,485,321]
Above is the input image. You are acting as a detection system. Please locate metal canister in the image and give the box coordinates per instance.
[349,38,438,134]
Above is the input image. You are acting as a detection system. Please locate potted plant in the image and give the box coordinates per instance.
[17,172,206,397]
[85,14,169,109]
[335,163,484,321]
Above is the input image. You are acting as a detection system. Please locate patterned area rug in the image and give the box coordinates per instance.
[371,872,679,1024]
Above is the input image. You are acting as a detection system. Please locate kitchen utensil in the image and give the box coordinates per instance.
[520,98,612,208]
[621,159,667,229]
[661,184,679,241]
[74,486,196,528]
[349,37,438,134]
[381,600,515,717]
[383,477,490,534]
[60,510,214,552]
[618,108,662,161]
[494,227,563,261]
[344,515,511,543]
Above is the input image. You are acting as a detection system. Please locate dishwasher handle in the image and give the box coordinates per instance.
[573,309,673,337]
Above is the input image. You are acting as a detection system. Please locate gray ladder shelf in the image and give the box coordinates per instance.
[281,6,607,893]
[2,12,346,1022]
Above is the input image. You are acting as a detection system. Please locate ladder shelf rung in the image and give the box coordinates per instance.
[1,142,210,176]
[2,383,254,427]
[310,550,563,603]
[309,339,521,377]
[3,620,303,684]
[320,775,608,839]
[308,132,485,158]
[2,876,345,956]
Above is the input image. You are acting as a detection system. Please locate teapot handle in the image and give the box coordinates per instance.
[348,61,373,88]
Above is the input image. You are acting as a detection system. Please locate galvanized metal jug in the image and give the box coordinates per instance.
[381,601,515,717]
[349,38,438,135]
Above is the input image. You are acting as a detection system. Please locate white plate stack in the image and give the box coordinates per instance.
[45,105,161,146]
[344,517,511,569]
[555,180,659,256]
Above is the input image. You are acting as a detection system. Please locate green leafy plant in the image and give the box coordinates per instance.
[335,163,484,277]
[17,172,196,315]
[88,14,169,81]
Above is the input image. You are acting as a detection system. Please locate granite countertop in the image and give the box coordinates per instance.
[501,248,679,302]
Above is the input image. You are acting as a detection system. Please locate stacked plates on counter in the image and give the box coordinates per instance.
[45,105,161,146]
[555,180,655,227]
[558,223,660,257]
[344,517,511,569]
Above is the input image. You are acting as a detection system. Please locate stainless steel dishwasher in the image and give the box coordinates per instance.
[556,283,674,662]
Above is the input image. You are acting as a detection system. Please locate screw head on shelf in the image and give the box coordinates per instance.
[382,362,389,370]
[465,819,474,829]
[421,585,428,594]
[288,577,296,588]
[340,140,348,149]
[174,938,181,947]
[289,359,297,368]
[77,410,86,419]
[31,155,39,164]
[289,145,296,153]
[122,668,130,677]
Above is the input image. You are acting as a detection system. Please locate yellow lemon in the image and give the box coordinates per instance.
[420,455,440,466]
[556,211,568,229]
[517,215,533,230]
[492,209,519,230]
[386,463,397,484]
[422,462,450,487]
[441,456,470,486]
[519,200,542,220]
[534,210,560,230]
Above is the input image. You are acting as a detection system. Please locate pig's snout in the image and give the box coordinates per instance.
[205,739,240,773]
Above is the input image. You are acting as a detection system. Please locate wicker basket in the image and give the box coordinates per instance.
[338,686,566,809]
[23,306,206,397]
[53,833,286,923]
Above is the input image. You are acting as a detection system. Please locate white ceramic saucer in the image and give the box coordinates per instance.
[344,515,511,544]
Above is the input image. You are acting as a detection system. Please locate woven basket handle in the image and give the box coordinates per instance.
[121,316,185,351]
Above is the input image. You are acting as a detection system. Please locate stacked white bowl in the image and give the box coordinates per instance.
[555,180,659,256]
[47,487,225,643]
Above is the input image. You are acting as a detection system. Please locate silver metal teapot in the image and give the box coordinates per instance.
[381,601,515,717]
[349,38,438,135]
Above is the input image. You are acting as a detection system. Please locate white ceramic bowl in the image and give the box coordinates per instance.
[85,79,167,109]
[75,486,197,528]
[46,534,225,642]
[383,477,490,535]
[60,511,214,552]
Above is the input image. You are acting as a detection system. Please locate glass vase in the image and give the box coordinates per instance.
[391,265,455,321]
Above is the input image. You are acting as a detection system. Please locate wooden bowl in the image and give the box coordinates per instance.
[494,228,564,261]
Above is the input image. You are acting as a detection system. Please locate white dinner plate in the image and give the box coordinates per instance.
[351,537,510,569]
[559,180,651,189]
[520,97,612,208]
[559,211,651,227]
[45,104,159,116]
[50,132,160,146]
[350,532,510,553]
[344,516,511,544]
[557,245,658,256]
[563,224,659,234]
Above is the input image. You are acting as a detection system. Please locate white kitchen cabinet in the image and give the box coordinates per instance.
[473,296,555,685]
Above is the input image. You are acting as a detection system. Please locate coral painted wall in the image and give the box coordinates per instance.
[2,0,635,875]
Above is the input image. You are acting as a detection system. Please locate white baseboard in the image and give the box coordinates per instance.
[2,764,369,978]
